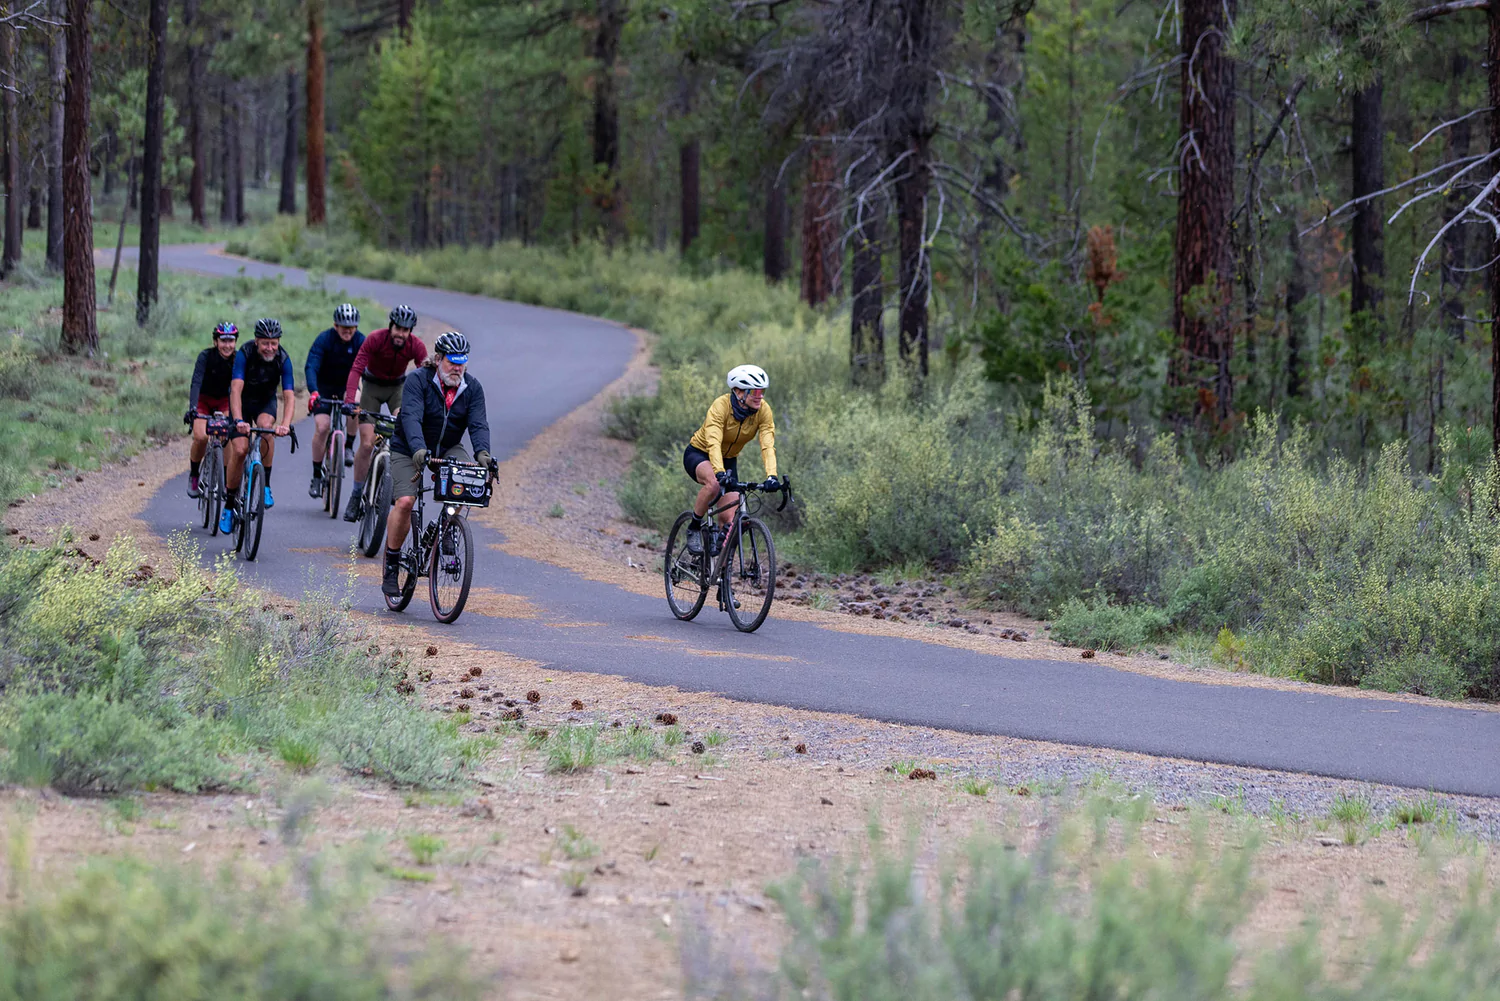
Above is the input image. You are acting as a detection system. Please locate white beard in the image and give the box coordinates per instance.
[441,370,463,388]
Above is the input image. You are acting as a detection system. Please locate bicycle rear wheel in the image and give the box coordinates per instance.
[724,517,776,632]
[663,511,709,620]
[202,449,223,533]
[384,543,418,612]
[325,435,344,518]
[358,459,391,557]
[241,464,266,561]
[428,513,474,623]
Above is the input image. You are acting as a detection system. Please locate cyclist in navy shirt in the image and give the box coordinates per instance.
[223,318,296,529]
[304,303,365,498]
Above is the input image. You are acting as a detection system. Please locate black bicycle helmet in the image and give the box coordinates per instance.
[388,304,417,329]
[333,303,359,326]
[253,317,283,339]
[433,331,471,357]
[213,321,239,340]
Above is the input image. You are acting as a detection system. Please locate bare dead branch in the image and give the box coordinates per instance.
[1408,0,1487,24]
[1408,170,1500,304]
[1410,107,1493,152]
[1302,150,1495,235]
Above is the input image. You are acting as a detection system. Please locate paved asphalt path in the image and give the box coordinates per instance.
[142,245,1500,798]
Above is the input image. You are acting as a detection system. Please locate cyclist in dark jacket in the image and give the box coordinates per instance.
[343,304,427,521]
[304,303,365,497]
[184,321,240,498]
[382,331,492,597]
[222,319,295,532]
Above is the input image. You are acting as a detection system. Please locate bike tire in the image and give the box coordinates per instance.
[242,464,266,561]
[359,459,391,558]
[202,450,222,533]
[428,513,474,623]
[725,517,776,632]
[663,511,709,621]
[384,544,418,612]
[326,434,344,518]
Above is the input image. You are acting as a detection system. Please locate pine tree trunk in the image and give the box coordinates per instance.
[800,126,839,306]
[678,140,699,254]
[27,186,41,229]
[136,0,167,325]
[232,90,245,224]
[219,86,232,223]
[1,8,21,276]
[252,84,266,188]
[46,0,65,269]
[592,0,625,240]
[850,154,885,388]
[1488,0,1500,457]
[1169,0,1237,429]
[1285,224,1307,399]
[1351,77,1384,318]
[61,0,97,354]
[398,0,413,36]
[279,70,297,214]
[305,0,327,226]
[1442,51,1471,344]
[895,142,930,378]
[185,0,206,225]
[764,173,787,283]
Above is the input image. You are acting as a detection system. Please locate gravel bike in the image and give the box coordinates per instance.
[355,412,398,558]
[193,412,232,536]
[309,397,354,519]
[231,425,298,562]
[385,456,497,623]
[663,476,790,632]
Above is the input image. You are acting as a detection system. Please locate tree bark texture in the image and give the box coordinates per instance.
[27,186,41,229]
[850,157,885,388]
[800,129,839,306]
[591,0,625,238]
[137,0,168,325]
[185,0,206,225]
[1,8,21,277]
[232,90,246,224]
[678,140,699,254]
[279,70,297,214]
[1350,77,1384,318]
[1169,0,1237,428]
[1489,0,1500,457]
[62,0,97,354]
[398,0,413,36]
[890,0,937,378]
[306,0,327,226]
[764,173,787,283]
[1442,50,1471,343]
[46,0,65,269]
[219,86,234,223]
[1285,224,1307,400]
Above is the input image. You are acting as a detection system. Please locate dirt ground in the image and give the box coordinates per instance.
[4,313,1499,999]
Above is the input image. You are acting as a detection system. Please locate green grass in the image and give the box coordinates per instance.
[545,724,600,773]
[960,777,992,797]
[90,185,282,251]
[276,736,320,774]
[547,502,565,518]
[405,833,444,866]
[556,824,597,860]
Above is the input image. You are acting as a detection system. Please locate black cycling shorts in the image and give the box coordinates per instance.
[683,445,735,481]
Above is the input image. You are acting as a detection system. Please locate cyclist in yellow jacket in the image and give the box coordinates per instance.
[683,364,779,555]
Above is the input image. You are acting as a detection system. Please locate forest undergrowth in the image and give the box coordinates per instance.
[231,220,1500,701]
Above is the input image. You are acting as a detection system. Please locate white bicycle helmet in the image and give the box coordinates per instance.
[727,364,769,391]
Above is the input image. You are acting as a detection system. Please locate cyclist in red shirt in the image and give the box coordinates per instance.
[342,304,428,521]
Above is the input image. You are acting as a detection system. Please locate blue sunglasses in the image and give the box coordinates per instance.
[445,353,469,365]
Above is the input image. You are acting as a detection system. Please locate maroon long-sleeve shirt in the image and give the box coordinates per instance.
[345,327,428,400]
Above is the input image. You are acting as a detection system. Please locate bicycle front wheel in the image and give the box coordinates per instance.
[241,464,266,561]
[428,513,474,623]
[358,461,391,558]
[384,543,418,612]
[725,516,776,632]
[663,511,709,621]
[202,449,223,534]
[326,435,344,518]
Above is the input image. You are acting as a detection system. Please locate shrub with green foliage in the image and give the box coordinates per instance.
[688,829,1500,1001]
[0,855,476,1000]
[1050,596,1169,652]
[0,538,477,792]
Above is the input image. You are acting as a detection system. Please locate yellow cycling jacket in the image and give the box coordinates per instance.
[689,394,777,476]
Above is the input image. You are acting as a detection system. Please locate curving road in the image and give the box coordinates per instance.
[143,245,1500,798]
